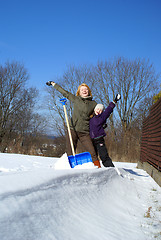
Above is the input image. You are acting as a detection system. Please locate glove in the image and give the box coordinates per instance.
[46,81,55,86]
[114,94,121,103]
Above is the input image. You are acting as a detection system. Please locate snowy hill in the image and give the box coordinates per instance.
[0,153,161,240]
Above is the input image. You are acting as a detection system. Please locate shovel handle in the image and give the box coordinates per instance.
[60,98,75,156]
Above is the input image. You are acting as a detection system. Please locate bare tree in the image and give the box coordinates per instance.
[89,61,116,135]
[0,61,43,152]
[47,58,159,134]
[108,57,158,132]
[46,58,159,161]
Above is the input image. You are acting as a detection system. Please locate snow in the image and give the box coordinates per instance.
[0,153,161,240]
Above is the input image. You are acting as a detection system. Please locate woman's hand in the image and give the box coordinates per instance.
[51,82,56,86]
[46,81,56,86]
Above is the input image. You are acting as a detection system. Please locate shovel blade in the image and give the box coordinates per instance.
[68,152,93,168]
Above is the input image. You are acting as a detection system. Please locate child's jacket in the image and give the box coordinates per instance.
[89,102,115,139]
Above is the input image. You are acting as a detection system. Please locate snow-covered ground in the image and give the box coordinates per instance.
[0,153,161,240]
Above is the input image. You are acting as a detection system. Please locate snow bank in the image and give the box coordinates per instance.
[0,153,161,240]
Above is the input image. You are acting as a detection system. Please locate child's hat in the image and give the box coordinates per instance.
[94,104,104,111]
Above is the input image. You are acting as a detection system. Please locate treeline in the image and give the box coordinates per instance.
[0,62,42,153]
[0,58,160,162]
[0,61,65,157]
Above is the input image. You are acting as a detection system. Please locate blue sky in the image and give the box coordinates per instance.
[0,0,161,93]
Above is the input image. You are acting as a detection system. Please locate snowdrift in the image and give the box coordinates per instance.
[0,153,161,240]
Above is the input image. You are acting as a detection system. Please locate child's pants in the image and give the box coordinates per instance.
[92,136,114,167]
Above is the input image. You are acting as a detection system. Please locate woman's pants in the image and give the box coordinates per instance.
[66,129,98,163]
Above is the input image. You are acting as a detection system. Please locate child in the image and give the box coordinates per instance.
[89,94,121,167]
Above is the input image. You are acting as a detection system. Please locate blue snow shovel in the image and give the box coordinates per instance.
[60,98,93,168]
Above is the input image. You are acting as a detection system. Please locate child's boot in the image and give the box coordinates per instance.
[102,160,114,167]
[93,160,101,168]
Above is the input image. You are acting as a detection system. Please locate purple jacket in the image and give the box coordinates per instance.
[89,102,115,139]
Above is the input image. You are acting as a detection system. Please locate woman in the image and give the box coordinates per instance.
[49,81,101,168]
